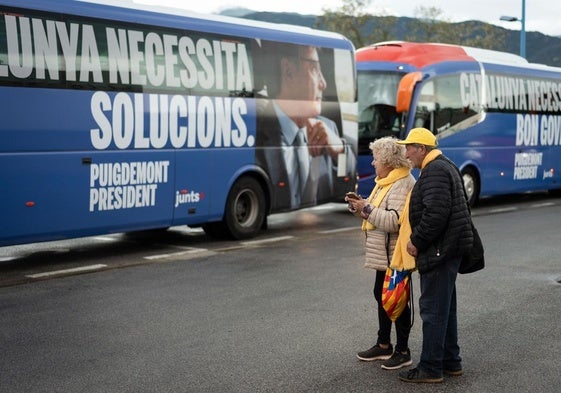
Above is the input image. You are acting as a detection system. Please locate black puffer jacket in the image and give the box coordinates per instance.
[409,155,473,273]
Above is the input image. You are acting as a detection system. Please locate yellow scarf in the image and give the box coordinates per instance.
[390,149,442,271]
[421,149,443,170]
[361,167,411,231]
[389,190,415,271]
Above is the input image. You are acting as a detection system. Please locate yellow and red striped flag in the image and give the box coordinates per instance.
[381,267,411,321]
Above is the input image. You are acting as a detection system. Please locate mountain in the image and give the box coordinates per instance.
[218,7,254,18]
[220,10,561,67]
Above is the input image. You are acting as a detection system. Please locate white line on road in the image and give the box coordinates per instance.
[488,207,517,214]
[306,204,337,211]
[26,264,108,279]
[241,236,294,246]
[93,236,119,242]
[144,248,209,260]
[530,202,556,208]
[319,227,358,234]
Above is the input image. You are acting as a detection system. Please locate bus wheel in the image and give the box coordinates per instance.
[204,177,266,240]
[548,188,561,197]
[461,167,479,207]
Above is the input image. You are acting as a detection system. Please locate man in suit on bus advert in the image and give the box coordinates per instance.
[255,43,356,211]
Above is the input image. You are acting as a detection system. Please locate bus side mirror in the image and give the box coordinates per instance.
[396,72,422,113]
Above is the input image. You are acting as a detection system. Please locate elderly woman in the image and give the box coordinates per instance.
[345,136,415,370]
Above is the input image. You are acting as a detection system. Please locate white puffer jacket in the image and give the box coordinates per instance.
[363,175,416,271]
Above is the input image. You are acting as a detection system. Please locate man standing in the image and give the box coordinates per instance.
[396,128,473,383]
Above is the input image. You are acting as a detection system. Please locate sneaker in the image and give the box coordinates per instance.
[381,349,413,370]
[356,344,393,361]
[398,367,444,383]
[444,368,464,376]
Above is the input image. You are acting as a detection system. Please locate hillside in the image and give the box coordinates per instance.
[223,9,561,67]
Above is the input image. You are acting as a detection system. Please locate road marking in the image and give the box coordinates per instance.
[144,248,209,260]
[26,264,107,279]
[241,236,294,246]
[319,227,357,234]
[93,236,119,241]
[488,207,517,214]
[306,204,337,211]
[531,202,555,208]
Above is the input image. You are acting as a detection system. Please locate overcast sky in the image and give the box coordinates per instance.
[133,0,560,38]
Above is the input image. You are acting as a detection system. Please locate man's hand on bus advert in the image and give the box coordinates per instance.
[306,118,344,160]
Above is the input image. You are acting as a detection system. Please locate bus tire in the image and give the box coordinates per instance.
[461,166,480,207]
[201,221,229,239]
[548,188,561,197]
[203,176,266,240]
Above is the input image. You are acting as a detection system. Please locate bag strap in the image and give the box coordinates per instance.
[409,276,415,328]
[384,208,399,264]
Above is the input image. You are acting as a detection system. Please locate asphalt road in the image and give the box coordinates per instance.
[1,195,560,392]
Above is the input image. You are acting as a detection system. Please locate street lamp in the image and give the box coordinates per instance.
[500,0,526,58]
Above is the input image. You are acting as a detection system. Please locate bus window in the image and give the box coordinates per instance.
[357,71,403,153]
[359,104,400,149]
[415,75,481,136]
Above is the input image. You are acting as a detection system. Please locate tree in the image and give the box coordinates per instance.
[451,21,508,51]
[316,1,506,52]
[405,6,448,42]
[315,0,397,49]
[407,6,507,49]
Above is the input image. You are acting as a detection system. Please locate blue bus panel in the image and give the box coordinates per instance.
[0,0,357,245]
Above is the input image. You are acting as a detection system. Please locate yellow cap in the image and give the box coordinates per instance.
[397,128,437,147]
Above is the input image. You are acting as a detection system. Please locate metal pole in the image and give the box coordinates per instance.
[520,0,526,58]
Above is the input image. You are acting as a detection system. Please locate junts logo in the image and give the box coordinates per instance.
[175,189,204,207]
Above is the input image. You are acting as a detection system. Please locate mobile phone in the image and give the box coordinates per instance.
[346,191,360,200]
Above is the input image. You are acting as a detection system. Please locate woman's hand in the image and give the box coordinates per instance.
[345,195,364,211]
[346,196,372,219]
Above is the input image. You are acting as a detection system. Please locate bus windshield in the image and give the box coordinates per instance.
[357,71,403,153]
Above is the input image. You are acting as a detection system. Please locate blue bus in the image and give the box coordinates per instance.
[0,0,357,246]
[356,41,561,205]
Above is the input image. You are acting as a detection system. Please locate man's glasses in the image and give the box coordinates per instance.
[299,57,323,77]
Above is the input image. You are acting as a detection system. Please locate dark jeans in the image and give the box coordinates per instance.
[418,257,462,376]
[373,269,411,353]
